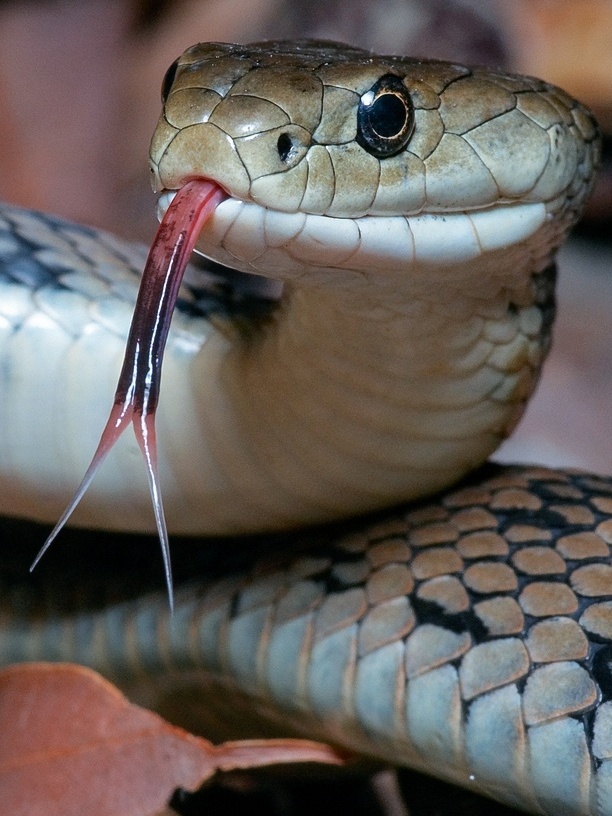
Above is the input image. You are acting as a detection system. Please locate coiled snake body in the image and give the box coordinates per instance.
[0,41,607,814]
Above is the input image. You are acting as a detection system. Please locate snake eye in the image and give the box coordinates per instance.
[356,74,415,159]
[161,59,179,104]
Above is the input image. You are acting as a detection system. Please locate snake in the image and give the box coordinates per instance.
[0,40,607,814]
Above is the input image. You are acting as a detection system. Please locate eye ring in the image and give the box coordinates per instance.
[161,58,179,104]
[356,74,415,159]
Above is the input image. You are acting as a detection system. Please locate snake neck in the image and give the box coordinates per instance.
[202,236,556,531]
[141,38,599,534]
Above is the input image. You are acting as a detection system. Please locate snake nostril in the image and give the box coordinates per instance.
[277,133,294,163]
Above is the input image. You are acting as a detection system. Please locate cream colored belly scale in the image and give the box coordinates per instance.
[0,198,550,533]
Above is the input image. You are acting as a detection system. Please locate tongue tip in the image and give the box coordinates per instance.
[39,177,226,599]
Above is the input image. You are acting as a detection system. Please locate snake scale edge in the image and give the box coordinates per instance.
[0,41,609,814]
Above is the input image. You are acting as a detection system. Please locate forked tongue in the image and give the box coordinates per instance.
[31,178,226,610]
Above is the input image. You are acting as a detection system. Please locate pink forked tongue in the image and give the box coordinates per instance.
[30,178,227,610]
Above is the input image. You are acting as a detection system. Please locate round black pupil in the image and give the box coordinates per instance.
[368,93,406,139]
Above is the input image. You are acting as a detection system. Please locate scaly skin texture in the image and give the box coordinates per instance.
[3,465,612,816]
[0,41,605,815]
[0,41,600,533]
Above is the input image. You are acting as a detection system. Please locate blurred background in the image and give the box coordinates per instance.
[1,0,610,492]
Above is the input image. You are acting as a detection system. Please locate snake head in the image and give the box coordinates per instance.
[148,41,600,286]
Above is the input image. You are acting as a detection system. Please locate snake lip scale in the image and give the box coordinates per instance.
[0,40,606,815]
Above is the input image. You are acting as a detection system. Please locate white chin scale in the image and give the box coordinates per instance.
[157,191,547,281]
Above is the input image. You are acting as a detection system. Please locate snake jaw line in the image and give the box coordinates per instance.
[32,179,226,609]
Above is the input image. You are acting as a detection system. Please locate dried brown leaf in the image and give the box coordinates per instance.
[0,662,346,816]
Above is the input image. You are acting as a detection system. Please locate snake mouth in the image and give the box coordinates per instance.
[157,186,283,299]
[156,185,548,284]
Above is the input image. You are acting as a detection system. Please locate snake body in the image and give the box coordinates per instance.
[0,41,606,814]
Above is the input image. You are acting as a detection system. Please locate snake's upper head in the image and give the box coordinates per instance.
[149,40,600,281]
